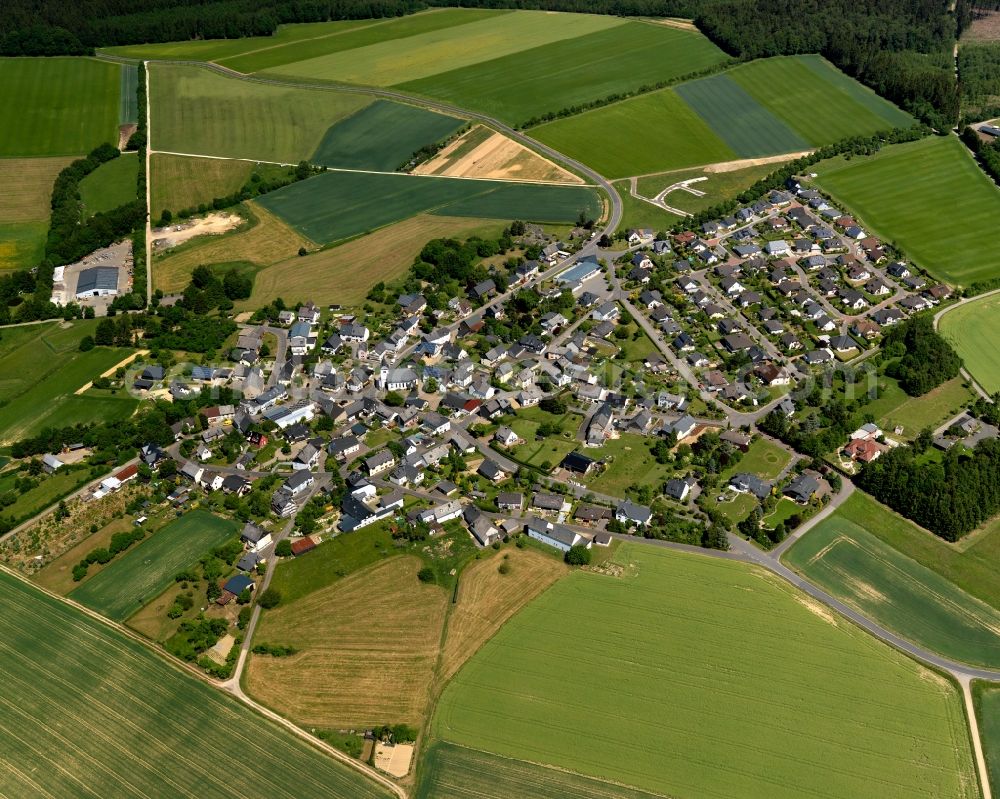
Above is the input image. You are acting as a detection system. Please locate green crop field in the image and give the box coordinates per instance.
[417,742,670,799]
[815,135,1000,286]
[784,492,1000,668]
[311,100,464,171]
[120,63,139,124]
[79,154,139,215]
[150,153,254,217]
[727,56,914,145]
[533,88,735,179]
[433,544,976,799]
[398,21,728,125]
[974,682,1000,797]
[0,572,393,799]
[100,17,404,64]
[257,171,600,244]
[69,511,238,621]
[149,63,373,163]
[0,321,136,444]
[676,72,810,157]
[0,58,119,157]
[264,11,620,87]
[940,293,1000,393]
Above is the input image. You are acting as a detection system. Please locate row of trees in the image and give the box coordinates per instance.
[857,437,1000,541]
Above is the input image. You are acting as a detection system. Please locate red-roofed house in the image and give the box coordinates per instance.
[844,438,883,463]
[115,464,139,484]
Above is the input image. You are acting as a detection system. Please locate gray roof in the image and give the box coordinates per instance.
[76,266,118,293]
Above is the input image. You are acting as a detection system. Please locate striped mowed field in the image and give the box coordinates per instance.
[0,571,394,799]
[432,544,977,799]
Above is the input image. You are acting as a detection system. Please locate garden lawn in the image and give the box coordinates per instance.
[245,215,507,309]
[399,21,727,125]
[940,293,1000,393]
[79,154,140,216]
[68,511,238,621]
[433,543,976,799]
[149,63,373,163]
[150,153,253,218]
[533,88,735,179]
[0,572,393,799]
[583,434,672,496]
[256,171,600,244]
[815,135,1000,286]
[310,100,464,172]
[507,406,582,470]
[0,57,119,156]
[264,11,620,87]
[721,437,791,481]
[784,491,1000,668]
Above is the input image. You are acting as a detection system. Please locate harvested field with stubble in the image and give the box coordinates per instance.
[0,572,394,799]
[246,556,449,728]
[441,548,567,683]
[245,214,507,308]
[432,543,978,799]
[415,126,583,184]
[153,202,312,293]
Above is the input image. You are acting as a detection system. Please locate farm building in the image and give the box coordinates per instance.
[75,266,119,298]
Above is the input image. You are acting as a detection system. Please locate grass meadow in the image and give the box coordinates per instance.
[940,293,1000,393]
[874,375,974,438]
[582,434,674,496]
[432,544,977,799]
[247,556,449,728]
[784,491,1000,668]
[264,11,620,87]
[0,572,393,799]
[533,88,736,179]
[815,135,1000,286]
[256,171,601,244]
[150,153,253,217]
[311,100,464,172]
[245,215,507,308]
[149,63,372,163]
[0,57,119,157]
[79,153,140,216]
[418,742,667,799]
[636,162,780,214]
[0,321,137,444]
[68,510,237,621]
[398,20,728,125]
[0,156,74,270]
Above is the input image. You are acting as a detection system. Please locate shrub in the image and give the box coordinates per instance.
[257,587,281,609]
[417,567,435,583]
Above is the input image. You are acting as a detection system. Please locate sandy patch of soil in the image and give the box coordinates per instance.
[373,742,414,778]
[416,127,583,184]
[118,124,138,151]
[705,151,812,173]
[152,212,243,251]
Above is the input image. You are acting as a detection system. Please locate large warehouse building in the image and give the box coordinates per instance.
[75,266,119,298]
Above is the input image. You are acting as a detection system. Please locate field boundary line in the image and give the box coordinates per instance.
[960,675,994,799]
[0,562,407,798]
[149,148,597,187]
[74,349,149,394]
[143,63,152,305]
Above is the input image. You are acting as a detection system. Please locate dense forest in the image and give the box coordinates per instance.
[882,316,962,396]
[857,437,1000,541]
[958,43,1000,122]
